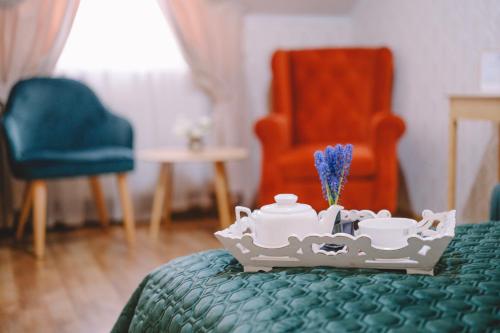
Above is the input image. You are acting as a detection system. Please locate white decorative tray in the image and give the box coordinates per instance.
[215,209,456,276]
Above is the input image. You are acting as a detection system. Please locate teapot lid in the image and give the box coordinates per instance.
[261,194,313,214]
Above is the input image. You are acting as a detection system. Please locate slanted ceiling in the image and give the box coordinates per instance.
[242,0,357,15]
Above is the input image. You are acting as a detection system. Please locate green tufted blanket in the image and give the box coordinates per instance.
[112,223,500,333]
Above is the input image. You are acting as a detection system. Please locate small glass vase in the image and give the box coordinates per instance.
[188,136,204,152]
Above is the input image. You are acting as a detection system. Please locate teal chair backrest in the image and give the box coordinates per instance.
[2,77,132,163]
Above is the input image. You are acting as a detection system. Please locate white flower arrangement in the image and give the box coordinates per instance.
[173,115,212,151]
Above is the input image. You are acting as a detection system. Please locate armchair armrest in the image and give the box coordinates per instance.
[369,112,405,212]
[254,114,292,158]
[370,112,405,148]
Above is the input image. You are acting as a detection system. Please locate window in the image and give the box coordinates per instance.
[57,0,186,72]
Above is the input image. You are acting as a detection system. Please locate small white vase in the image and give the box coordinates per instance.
[188,136,204,151]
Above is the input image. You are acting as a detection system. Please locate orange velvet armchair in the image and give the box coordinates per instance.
[255,47,405,212]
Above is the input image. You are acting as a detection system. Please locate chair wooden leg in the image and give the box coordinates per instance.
[88,176,109,227]
[149,163,173,240]
[116,173,135,245]
[214,161,232,229]
[161,164,173,228]
[16,182,34,240]
[32,180,47,259]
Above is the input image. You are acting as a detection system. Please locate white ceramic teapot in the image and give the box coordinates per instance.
[235,194,343,248]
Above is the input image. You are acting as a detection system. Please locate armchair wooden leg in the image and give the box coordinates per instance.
[88,176,109,227]
[16,182,34,240]
[116,173,135,245]
[32,180,47,259]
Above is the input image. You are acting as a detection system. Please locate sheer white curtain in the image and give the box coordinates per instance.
[157,0,253,204]
[52,0,212,225]
[0,0,79,99]
[0,0,79,227]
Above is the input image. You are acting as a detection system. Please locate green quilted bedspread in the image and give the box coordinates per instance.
[112,223,500,333]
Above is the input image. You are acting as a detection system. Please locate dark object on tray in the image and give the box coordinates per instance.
[321,220,359,252]
[320,212,359,252]
[112,222,500,333]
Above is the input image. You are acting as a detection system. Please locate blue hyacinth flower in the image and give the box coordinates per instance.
[314,151,333,204]
[314,144,354,206]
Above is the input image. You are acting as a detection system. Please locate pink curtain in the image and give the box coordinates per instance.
[157,0,253,203]
[157,0,246,145]
[0,0,80,100]
[0,0,79,228]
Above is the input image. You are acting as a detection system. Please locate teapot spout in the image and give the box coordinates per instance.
[318,204,344,234]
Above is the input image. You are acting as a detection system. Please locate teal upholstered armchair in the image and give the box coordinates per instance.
[1,77,136,258]
[491,184,500,221]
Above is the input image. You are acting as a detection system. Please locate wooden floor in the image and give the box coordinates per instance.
[0,219,220,333]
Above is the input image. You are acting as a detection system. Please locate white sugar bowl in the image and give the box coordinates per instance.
[357,218,418,249]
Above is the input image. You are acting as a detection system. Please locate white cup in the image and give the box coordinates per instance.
[357,218,417,249]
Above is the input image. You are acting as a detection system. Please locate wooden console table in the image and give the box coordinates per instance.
[139,147,248,239]
[448,94,500,210]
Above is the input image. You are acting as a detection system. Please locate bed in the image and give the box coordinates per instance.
[112,222,500,332]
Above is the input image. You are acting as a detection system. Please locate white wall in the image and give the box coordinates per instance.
[352,0,500,222]
[244,15,353,202]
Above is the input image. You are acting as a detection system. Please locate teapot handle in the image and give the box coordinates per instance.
[235,206,254,233]
[235,206,252,221]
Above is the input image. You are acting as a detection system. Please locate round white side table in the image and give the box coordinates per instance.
[139,147,248,239]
